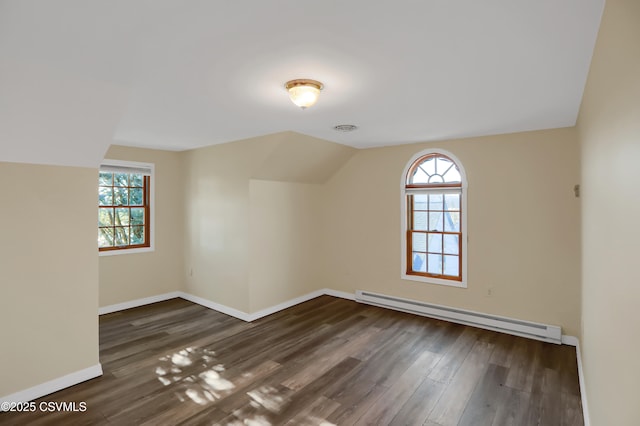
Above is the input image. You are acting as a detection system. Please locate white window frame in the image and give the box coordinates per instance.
[400,149,468,288]
[99,159,155,256]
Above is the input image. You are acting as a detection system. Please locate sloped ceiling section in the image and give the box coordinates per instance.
[0,1,141,168]
[0,1,605,167]
[109,0,606,151]
[0,59,129,168]
[252,132,356,184]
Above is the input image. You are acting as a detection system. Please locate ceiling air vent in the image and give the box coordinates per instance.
[333,124,358,132]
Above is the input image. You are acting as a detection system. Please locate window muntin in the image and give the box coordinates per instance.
[407,154,462,187]
[403,152,465,284]
[98,162,152,252]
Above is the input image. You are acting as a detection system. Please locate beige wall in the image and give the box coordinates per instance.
[99,146,186,307]
[0,162,99,396]
[183,139,272,312]
[184,132,354,313]
[321,128,582,336]
[577,0,640,423]
[249,180,323,312]
[183,128,582,336]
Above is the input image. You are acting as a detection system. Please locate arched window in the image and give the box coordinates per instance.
[401,150,467,287]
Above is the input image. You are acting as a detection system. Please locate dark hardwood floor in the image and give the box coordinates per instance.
[0,296,583,425]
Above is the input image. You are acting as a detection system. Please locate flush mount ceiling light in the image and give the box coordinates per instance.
[285,79,324,110]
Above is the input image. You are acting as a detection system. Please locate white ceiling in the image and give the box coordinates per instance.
[0,0,605,167]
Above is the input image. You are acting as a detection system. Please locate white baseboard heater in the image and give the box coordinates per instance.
[355,290,562,344]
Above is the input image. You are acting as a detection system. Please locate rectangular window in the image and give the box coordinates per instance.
[98,161,153,253]
[406,191,462,281]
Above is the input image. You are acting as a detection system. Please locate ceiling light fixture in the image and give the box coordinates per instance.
[285,79,324,110]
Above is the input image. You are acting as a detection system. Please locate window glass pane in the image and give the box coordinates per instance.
[113,187,128,206]
[114,173,128,187]
[130,174,143,187]
[413,212,427,230]
[413,194,428,210]
[98,208,114,226]
[428,254,442,275]
[115,208,130,225]
[444,194,460,211]
[428,194,443,210]
[99,187,113,206]
[129,188,143,206]
[443,167,461,183]
[443,234,459,255]
[429,212,443,231]
[131,208,145,225]
[411,168,429,184]
[435,157,452,175]
[98,228,114,247]
[444,255,459,276]
[427,233,442,253]
[114,227,129,246]
[428,174,445,184]
[412,232,426,252]
[422,158,436,176]
[444,212,460,232]
[412,252,426,272]
[130,226,145,245]
[99,172,113,186]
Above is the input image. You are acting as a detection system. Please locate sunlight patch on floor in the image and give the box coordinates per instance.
[154,346,336,425]
[247,385,289,413]
[156,346,234,405]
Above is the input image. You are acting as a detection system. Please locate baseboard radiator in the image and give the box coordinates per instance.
[355,290,562,344]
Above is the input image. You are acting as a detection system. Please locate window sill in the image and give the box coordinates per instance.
[99,246,154,257]
[401,273,467,288]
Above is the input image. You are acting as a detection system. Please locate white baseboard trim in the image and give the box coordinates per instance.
[323,288,356,301]
[244,289,326,322]
[574,339,590,426]
[99,291,181,315]
[559,335,590,425]
[178,289,346,322]
[1,364,103,405]
[98,288,357,322]
[177,292,253,322]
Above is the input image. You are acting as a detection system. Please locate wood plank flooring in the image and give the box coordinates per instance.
[0,296,583,425]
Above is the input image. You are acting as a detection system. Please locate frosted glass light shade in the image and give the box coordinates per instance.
[285,79,323,109]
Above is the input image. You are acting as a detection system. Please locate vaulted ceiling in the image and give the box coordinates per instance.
[0,0,604,168]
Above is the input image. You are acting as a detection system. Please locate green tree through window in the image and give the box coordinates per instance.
[98,163,151,252]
